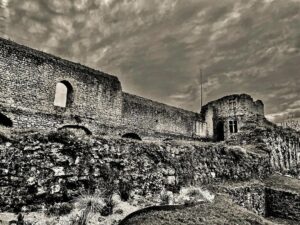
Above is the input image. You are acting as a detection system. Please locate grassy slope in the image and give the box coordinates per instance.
[122,195,279,225]
[265,174,300,194]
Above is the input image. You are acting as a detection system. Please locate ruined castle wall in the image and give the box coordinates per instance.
[0,38,123,130]
[0,133,270,211]
[122,93,201,138]
[201,94,264,140]
[202,94,264,118]
[228,121,300,175]
[0,106,123,136]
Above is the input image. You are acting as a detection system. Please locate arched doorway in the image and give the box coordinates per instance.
[215,121,224,141]
[54,80,74,108]
[121,133,142,141]
[0,113,13,127]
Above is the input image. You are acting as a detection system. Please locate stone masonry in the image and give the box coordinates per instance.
[0,37,266,141]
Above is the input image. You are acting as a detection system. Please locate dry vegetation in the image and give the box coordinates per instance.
[0,186,215,225]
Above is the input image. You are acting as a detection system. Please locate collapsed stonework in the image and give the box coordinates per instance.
[0,131,271,212]
[0,37,266,141]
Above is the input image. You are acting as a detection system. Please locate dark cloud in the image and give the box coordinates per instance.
[1,0,300,122]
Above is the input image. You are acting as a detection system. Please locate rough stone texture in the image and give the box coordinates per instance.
[265,188,300,221]
[0,131,270,212]
[0,37,205,140]
[262,128,300,174]
[0,37,272,141]
[220,183,266,216]
[227,118,300,176]
[122,93,201,138]
[0,38,123,131]
[200,94,264,140]
[214,175,300,222]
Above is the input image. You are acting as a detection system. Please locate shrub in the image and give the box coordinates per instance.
[159,189,173,205]
[186,188,202,198]
[74,192,106,225]
[76,191,106,214]
[47,130,75,144]
[46,202,73,216]
[118,180,132,201]
[101,193,115,217]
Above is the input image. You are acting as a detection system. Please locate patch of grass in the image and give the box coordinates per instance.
[76,191,106,213]
[265,174,300,194]
[47,130,76,144]
[121,195,279,225]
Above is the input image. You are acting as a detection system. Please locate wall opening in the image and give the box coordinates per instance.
[215,121,224,141]
[122,133,142,141]
[58,125,92,135]
[54,81,74,108]
[0,113,13,127]
[229,120,238,133]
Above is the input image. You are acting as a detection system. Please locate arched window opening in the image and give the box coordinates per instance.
[0,113,13,127]
[229,120,238,133]
[54,81,73,108]
[215,121,224,141]
[121,133,142,141]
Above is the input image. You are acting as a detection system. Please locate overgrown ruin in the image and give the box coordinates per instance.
[0,37,300,224]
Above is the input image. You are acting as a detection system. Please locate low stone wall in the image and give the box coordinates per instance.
[220,183,266,216]
[216,176,300,221]
[265,188,300,221]
[0,131,270,212]
[119,203,201,225]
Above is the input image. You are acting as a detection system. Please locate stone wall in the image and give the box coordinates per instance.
[200,94,264,140]
[0,131,270,212]
[201,94,264,119]
[220,182,266,216]
[216,176,300,221]
[0,38,123,130]
[227,118,300,176]
[0,38,206,139]
[0,105,127,138]
[122,93,201,139]
[265,188,300,221]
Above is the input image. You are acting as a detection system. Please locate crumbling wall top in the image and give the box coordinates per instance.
[0,37,121,87]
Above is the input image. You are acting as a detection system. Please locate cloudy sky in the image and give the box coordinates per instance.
[1,0,300,122]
